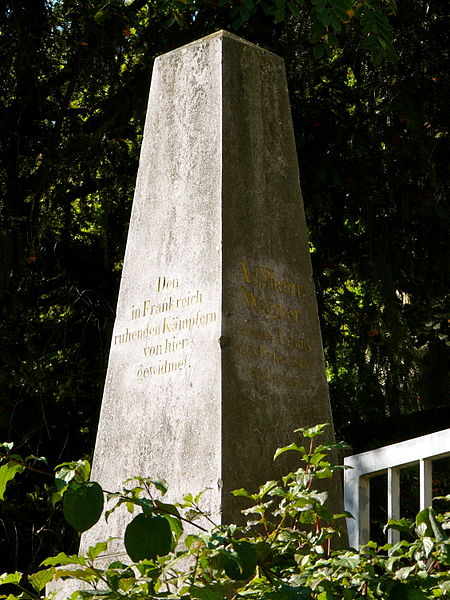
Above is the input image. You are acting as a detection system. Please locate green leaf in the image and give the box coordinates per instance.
[86,540,109,561]
[416,507,447,541]
[132,497,154,514]
[295,424,329,438]
[259,480,278,497]
[0,572,22,585]
[223,541,257,580]
[287,1,300,17]
[29,568,55,592]
[185,534,203,550]
[24,454,47,465]
[232,488,255,499]
[0,462,25,500]
[421,536,434,558]
[41,552,86,567]
[94,9,108,24]
[52,567,97,582]
[54,479,68,493]
[55,460,91,484]
[388,582,429,600]
[310,452,327,465]
[274,443,305,460]
[384,517,414,537]
[63,481,104,533]
[395,565,416,580]
[317,592,334,600]
[150,477,168,495]
[160,511,183,547]
[190,586,223,600]
[124,513,172,562]
[0,442,14,453]
[154,499,181,518]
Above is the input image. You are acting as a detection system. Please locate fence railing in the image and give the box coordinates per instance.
[344,428,450,548]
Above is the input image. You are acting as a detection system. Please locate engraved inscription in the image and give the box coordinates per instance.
[241,286,301,322]
[112,275,217,381]
[131,290,202,319]
[240,261,307,298]
[236,260,313,391]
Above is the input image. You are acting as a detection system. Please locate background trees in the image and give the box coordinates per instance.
[1,0,448,573]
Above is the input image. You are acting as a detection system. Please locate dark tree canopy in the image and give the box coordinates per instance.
[0,0,448,573]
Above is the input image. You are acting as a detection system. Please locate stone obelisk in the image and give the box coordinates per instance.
[82,30,340,559]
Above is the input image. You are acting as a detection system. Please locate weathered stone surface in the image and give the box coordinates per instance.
[80,30,340,561]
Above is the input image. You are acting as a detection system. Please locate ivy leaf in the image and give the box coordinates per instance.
[63,481,104,533]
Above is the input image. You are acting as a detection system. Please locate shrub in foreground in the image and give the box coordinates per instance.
[0,424,449,599]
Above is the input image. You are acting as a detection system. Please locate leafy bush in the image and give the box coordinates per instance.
[1,425,449,599]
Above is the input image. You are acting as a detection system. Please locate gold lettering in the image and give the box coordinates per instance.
[276,330,312,352]
[132,289,203,320]
[239,260,307,299]
[240,261,252,284]
[114,309,216,346]
[241,286,257,307]
[163,337,188,353]
[143,344,162,357]
[241,286,301,323]
[157,276,179,292]
[131,305,141,319]
[136,357,187,381]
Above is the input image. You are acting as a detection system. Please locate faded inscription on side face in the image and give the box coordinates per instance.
[234,260,313,391]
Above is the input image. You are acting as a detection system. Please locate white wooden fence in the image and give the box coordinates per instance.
[344,428,450,548]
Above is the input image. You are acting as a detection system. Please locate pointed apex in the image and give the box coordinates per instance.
[159,29,280,60]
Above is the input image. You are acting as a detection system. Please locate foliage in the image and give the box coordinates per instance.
[1,0,448,576]
[1,425,450,600]
[127,0,398,65]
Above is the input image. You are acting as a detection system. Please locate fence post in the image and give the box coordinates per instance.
[387,467,400,545]
[420,458,433,509]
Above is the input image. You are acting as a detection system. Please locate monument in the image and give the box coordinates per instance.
[81,30,340,559]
